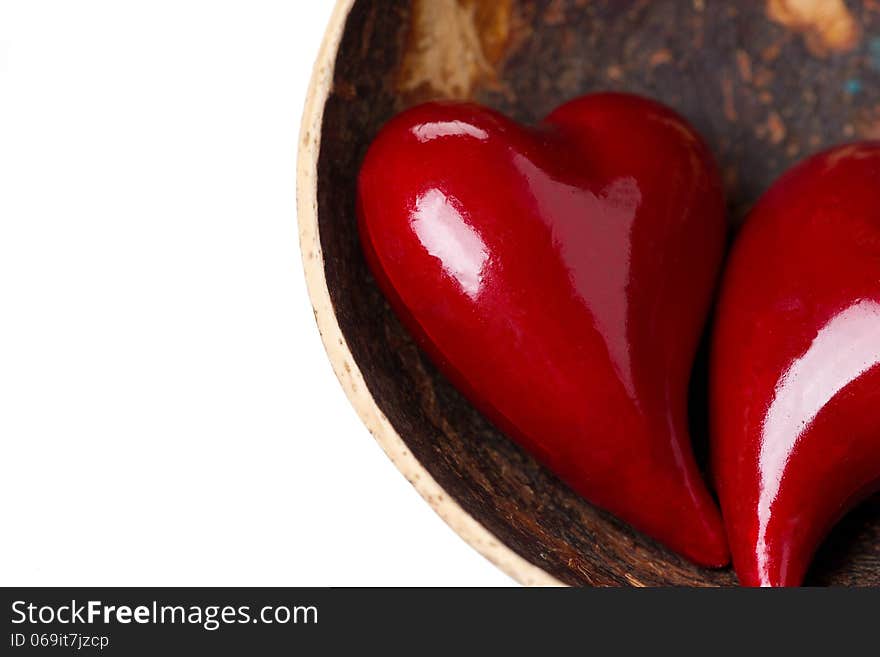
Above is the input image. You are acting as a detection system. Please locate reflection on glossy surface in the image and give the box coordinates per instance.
[359,94,729,567]
[411,120,489,143]
[515,151,641,398]
[713,142,880,586]
[756,300,880,584]
[411,189,488,300]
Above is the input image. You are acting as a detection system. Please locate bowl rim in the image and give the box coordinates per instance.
[296,0,563,587]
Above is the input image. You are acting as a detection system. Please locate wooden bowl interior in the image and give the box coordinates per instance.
[315,0,880,585]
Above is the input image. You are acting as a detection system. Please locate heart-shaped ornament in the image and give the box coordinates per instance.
[712,142,880,586]
[358,93,729,567]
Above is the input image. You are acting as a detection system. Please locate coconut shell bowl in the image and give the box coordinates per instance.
[298,0,880,586]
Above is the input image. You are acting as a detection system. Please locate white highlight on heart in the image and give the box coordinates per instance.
[411,188,489,299]
[411,121,489,143]
[756,298,880,583]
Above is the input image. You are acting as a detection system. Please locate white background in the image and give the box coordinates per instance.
[0,1,513,586]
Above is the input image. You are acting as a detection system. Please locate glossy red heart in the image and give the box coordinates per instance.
[712,142,880,586]
[357,93,729,567]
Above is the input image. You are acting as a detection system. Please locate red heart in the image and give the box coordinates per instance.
[712,143,880,586]
[358,93,729,567]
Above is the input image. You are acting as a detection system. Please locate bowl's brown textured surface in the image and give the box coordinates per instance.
[306,0,880,585]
